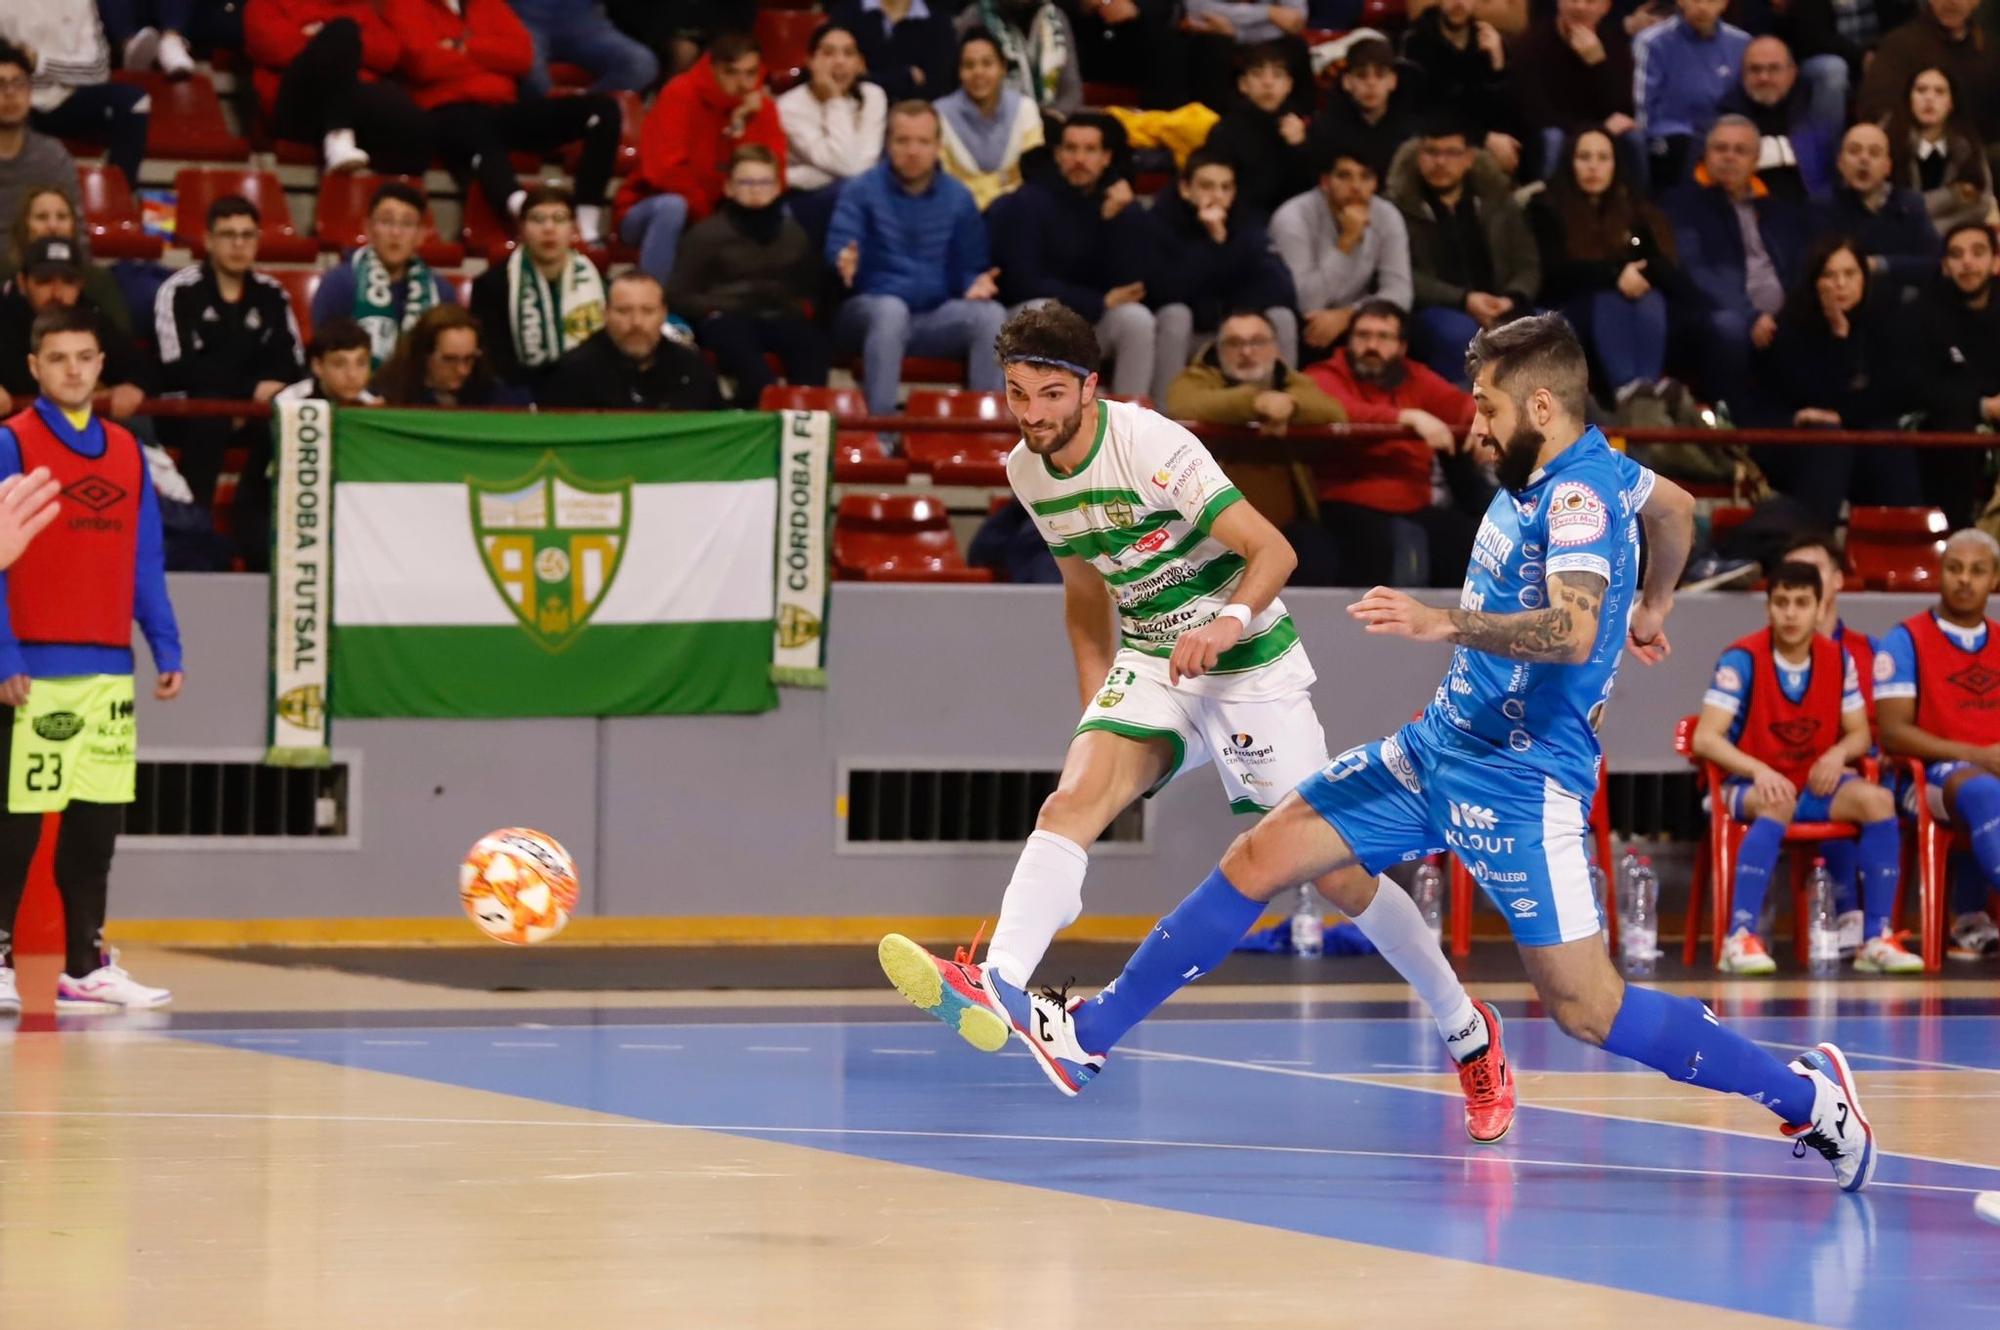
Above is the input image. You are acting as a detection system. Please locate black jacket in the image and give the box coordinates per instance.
[1812,185,1942,291]
[538,329,724,411]
[987,175,1153,320]
[1401,9,1510,138]
[1140,190,1296,330]
[1914,277,2000,430]
[1767,293,1914,429]
[1308,91,1419,182]
[152,261,303,397]
[1201,104,1317,223]
[0,286,152,400]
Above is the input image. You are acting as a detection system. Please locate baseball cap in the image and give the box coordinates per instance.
[23,236,82,279]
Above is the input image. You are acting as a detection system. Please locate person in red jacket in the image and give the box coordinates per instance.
[244,0,430,175]
[1302,298,1483,587]
[616,30,787,285]
[380,0,621,242]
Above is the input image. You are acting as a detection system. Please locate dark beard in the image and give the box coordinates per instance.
[1350,352,1405,388]
[1495,419,1544,492]
[1024,403,1088,455]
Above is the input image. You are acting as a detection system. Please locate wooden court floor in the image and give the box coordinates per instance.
[3,947,1999,1329]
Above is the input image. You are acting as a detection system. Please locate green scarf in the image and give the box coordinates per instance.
[351,245,441,366]
[976,0,1068,109]
[506,246,606,371]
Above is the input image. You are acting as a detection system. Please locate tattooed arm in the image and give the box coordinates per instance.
[1348,572,1608,665]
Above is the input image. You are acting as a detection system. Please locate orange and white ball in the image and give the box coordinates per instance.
[459,828,579,944]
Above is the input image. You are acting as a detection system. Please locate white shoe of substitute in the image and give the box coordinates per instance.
[1718,928,1778,975]
[1853,929,1925,975]
[56,952,171,1010]
[0,965,19,1014]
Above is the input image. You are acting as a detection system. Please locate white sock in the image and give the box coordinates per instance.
[1349,873,1487,1061]
[506,188,528,219]
[984,830,1089,988]
[575,203,604,244]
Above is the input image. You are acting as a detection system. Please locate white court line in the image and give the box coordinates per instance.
[227,1037,300,1046]
[359,1039,429,1047]
[616,1043,684,1051]
[0,1106,1985,1197]
[744,1045,810,1053]
[1246,1059,1314,1067]
[870,1049,937,1056]
[490,1041,559,1049]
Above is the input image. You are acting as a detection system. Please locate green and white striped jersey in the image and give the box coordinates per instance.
[1006,399,1312,699]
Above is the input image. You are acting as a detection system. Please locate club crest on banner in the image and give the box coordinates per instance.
[470,455,631,651]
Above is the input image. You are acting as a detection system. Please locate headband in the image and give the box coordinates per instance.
[1003,355,1094,378]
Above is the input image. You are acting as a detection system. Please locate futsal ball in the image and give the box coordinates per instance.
[459,827,579,945]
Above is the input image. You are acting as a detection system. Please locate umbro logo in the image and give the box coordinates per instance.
[63,476,126,512]
[1771,718,1822,747]
[1508,898,1537,917]
[1949,664,2000,697]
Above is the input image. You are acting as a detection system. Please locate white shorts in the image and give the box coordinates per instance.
[1075,649,1328,813]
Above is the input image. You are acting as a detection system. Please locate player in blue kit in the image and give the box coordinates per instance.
[960,314,1879,1191]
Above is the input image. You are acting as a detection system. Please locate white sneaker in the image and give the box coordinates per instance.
[0,965,19,1014]
[123,26,160,71]
[575,202,605,246]
[1718,928,1778,975]
[1781,1043,1877,1192]
[1949,911,2000,961]
[157,31,195,79]
[322,129,370,174]
[1854,929,1925,974]
[1835,909,1864,959]
[55,953,171,1010]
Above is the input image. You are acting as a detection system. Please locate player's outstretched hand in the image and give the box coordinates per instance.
[1169,616,1244,685]
[1626,598,1672,665]
[1349,586,1452,643]
[0,467,61,570]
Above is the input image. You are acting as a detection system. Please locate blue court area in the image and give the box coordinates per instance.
[177,1005,2000,1327]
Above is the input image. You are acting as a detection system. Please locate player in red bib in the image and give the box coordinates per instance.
[1692,562,1917,974]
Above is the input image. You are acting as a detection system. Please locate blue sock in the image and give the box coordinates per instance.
[1602,985,1817,1124]
[1954,774,2000,894]
[1821,838,1859,916]
[1857,819,1899,940]
[1949,850,1987,917]
[1071,867,1265,1055]
[1730,816,1786,935]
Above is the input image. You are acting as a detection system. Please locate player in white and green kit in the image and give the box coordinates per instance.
[880,302,1514,1139]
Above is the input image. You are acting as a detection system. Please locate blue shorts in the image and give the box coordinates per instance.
[1901,760,1976,820]
[1296,723,1602,947]
[1722,773,1853,823]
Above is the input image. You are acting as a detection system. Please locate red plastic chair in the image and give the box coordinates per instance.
[1674,714,1867,966]
[75,165,163,260]
[173,169,319,262]
[759,385,910,484]
[1846,506,1947,591]
[1898,759,1967,971]
[1709,504,1753,550]
[901,389,1013,485]
[445,271,475,307]
[1446,762,1618,957]
[834,493,993,583]
[268,268,322,337]
[313,173,466,267]
[754,9,823,80]
[112,70,249,161]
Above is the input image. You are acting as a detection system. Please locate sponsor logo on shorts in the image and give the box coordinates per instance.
[1323,746,1370,782]
[32,711,84,741]
[1508,897,1539,918]
[1095,689,1125,709]
[1379,735,1421,793]
[1446,827,1517,855]
[1222,732,1275,766]
[1473,861,1529,884]
[1547,481,1608,547]
[1449,802,1497,830]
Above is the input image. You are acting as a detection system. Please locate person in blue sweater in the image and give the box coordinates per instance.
[509,0,660,99]
[1633,0,1752,189]
[0,305,182,1016]
[1813,121,1941,297]
[826,99,1006,414]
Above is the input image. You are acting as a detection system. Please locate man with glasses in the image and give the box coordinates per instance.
[311,181,456,366]
[1164,309,1342,439]
[669,145,829,407]
[0,42,79,242]
[471,182,607,396]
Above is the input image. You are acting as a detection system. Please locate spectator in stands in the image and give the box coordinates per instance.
[471,183,607,395]
[777,23,886,246]
[935,28,1044,211]
[1070,0,1189,112]
[1181,0,1310,115]
[953,0,1081,118]
[1145,149,1298,403]
[670,145,828,406]
[827,0,956,103]
[2,186,131,332]
[1764,235,1921,518]
[0,42,80,234]
[153,194,304,506]
[1388,116,1539,386]
[3,4,150,190]
[277,317,381,404]
[989,113,1157,399]
[1310,39,1417,180]
[1664,115,1810,412]
[1633,0,1751,190]
[1165,307,1341,431]
[539,271,724,409]
[1508,0,1638,183]
[1403,0,1520,175]
[604,0,751,78]
[1815,121,1941,293]
[244,0,430,176]
[1303,297,1482,586]
[1886,66,1996,235]
[826,100,1005,414]
[618,30,785,287]
[1860,0,2000,144]
[1690,560,1917,976]
[510,0,659,99]
[1773,0,1899,124]
[375,304,526,406]
[1718,35,1839,205]
[311,181,454,364]
[1271,141,1413,359]
[1200,42,1316,223]
[382,0,621,243]
[0,236,149,419]
[98,0,200,77]
[1529,128,1681,401]
[1913,222,2000,523]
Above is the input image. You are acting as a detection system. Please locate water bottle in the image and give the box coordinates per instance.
[1806,859,1840,977]
[1290,884,1324,957]
[1620,856,1659,979]
[1413,861,1444,946]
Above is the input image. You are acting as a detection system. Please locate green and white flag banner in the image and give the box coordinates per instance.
[772,408,830,686]
[267,397,333,766]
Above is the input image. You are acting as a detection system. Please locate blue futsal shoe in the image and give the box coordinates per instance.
[980,968,1104,1097]
[1782,1043,1878,1192]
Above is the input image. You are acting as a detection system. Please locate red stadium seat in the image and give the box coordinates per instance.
[759,385,910,483]
[113,70,249,161]
[754,9,823,80]
[75,165,163,260]
[1708,504,1753,550]
[548,61,593,88]
[834,493,992,582]
[445,271,475,307]
[1847,506,1948,591]
[901,389,1013,485]
[313,173,467,266]
[1898,759,1976,970]
[173,169,319,262]
[268,268,322,337]
[1359,0,1408,29]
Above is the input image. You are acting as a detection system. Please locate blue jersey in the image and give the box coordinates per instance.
[1410,427,1654,799]
[1704,642,1864,746]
